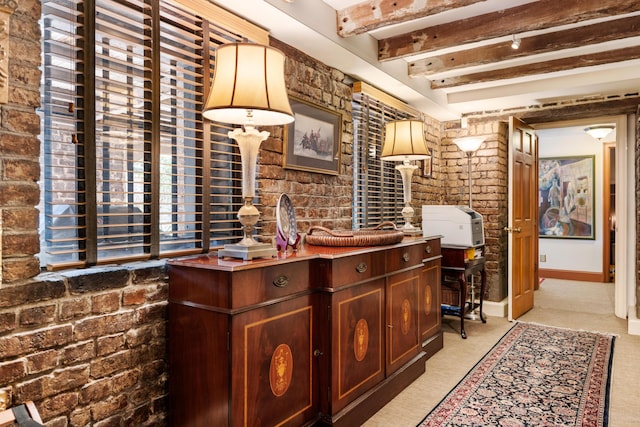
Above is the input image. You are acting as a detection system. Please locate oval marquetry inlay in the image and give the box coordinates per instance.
[269,343,293,397]
[401,299,411,335]
[353,318,369,361]
[424,284,433,315]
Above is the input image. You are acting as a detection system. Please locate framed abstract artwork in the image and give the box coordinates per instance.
[538,155,595,239]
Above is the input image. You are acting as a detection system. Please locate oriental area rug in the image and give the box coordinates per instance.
[417,322,615,427]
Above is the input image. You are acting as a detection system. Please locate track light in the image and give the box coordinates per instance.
[511,36,521,50]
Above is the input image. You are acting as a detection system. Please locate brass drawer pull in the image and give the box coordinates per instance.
[273,275,289,288]
[402,252,410,262]
[425,245,432,254]
[356,262,368,273]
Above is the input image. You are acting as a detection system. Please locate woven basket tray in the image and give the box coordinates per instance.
[305,222,404,247]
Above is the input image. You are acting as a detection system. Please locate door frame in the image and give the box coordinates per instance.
[532,115,629,320]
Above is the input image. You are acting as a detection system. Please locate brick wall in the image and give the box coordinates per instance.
[0,262,167,426]
[440,121,509,302]
[0,0,41,282]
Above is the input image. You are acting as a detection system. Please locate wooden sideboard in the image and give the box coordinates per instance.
[167,237,441,427]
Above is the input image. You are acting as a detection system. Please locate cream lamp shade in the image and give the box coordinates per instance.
[453,136,485,153]
[381,120,430,161]
[381,119,430,235]
[203,42,294,126]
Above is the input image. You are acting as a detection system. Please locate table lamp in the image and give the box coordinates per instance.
[381,120,431,235]
[453,136,486,208]
[203,43,294,260]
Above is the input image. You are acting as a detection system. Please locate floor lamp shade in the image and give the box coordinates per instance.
[203,42,294,260]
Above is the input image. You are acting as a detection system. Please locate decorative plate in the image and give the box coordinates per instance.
[276,193,298,245]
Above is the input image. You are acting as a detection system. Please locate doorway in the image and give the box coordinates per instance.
[532,115,629,321]
[603,143,615,283]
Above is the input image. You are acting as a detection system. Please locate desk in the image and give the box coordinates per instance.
[440,245,486,339]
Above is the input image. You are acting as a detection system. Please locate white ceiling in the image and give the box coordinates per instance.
[212,0,640,121]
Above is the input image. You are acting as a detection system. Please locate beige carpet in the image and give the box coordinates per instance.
[363,279,640,427]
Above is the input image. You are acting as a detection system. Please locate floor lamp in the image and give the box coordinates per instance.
[453,136,486,208]
[381,120,431,235]
[453,135,485,320]
[203,43,294,260]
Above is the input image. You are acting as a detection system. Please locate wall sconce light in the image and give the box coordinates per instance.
[381,120,431,235]
[203,42,294,260]
[511,36,521,50]
[453,136,486,208]
[584,125,614,141]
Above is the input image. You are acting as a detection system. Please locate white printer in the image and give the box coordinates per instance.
[422,205,484,247]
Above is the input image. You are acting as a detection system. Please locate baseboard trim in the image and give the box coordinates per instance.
[483,298,508,318]
[628,306,640,336]
[538,268,604,283]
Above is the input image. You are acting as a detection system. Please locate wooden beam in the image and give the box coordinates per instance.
[409,15,640,77]
[378,0,640,61]
[430,45,640,89]
[336,0,485,37]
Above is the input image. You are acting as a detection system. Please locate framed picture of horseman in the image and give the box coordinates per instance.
[283,96,342,175]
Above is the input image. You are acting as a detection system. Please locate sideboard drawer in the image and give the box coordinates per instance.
[322,251,386,289]
[423,238,441,259]
[231,260,311,308]
[386,244,424,273]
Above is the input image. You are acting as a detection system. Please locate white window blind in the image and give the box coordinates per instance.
[39,0,261,268]
[352,83,420,229]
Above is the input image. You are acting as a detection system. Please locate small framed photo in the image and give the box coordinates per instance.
[283,96,342,175]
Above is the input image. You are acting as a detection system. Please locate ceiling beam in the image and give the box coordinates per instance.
[430,45,640,89]
[409,15,640,77]
[378,0,640,61]
[336,0,485,37]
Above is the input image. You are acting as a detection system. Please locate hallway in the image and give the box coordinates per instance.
[363,279,640,426]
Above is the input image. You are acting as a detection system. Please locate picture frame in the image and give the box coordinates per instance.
[538,155,595,239]
[283,96,342,175]
[422,150,433,178]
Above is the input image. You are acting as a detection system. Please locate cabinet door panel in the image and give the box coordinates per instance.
[232,295,316,427]
[387,269,421,374]
[330,280,385,413]
[420,260,441,343]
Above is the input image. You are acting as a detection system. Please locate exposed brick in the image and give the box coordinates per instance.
[80,378,112,404]
[91,394,128,422]
[2,208,39,231]
[91,292,120,314]
[61,341,95,366]
[130,262,166,284]
[2,108,40,134]
[26,349,59,374]
[135,302,166,325]
[38,392,80,420]
[2,158,39,181]
[0,279,66,308]
[59,298,90,321]
[90,351,132,379]
[0,359,26,383]
[1,257,42,283]
[94,414,123,427]
[66,269,129,294]
[0,325,72,358]
[97,334,125,356]
[122,288,146,306]
[73,312,134,341]
[69,406,92,427]
[125,325,153,348]
[49,365,90,394]
[19,303,56,326]
[0,311,17,333]
[0,133,40,157]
